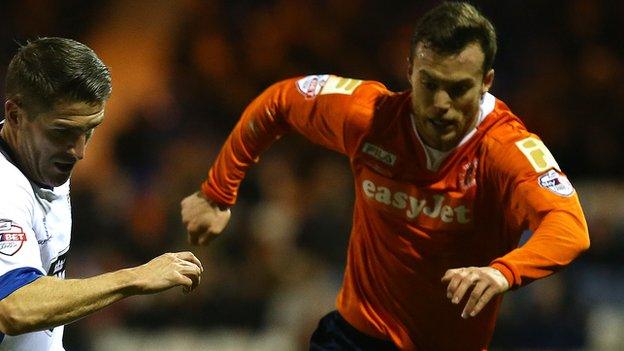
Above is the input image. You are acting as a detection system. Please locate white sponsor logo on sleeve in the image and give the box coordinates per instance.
[538,169,575,197]
[296,74,330,99]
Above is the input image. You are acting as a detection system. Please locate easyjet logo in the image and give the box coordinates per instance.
[362,179,471,224]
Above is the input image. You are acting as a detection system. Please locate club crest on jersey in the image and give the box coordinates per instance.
[296,74,329,99]
[0,219,27,256]
[538,169,574,197]
[362,143,397,166]
[459,159,478,190]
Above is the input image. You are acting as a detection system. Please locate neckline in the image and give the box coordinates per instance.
[409,93,496,172]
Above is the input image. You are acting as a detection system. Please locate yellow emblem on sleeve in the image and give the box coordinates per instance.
[515,137,560,172]
[320,75,362,96]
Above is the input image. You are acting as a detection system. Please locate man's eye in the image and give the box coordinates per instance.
[421,80,437,91]
[52,129,71,137]
[449,84,471,98]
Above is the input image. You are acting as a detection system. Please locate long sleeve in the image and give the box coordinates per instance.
[201,75,385,206]
[485,129,590,288]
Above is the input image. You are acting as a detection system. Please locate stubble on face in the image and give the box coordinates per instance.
[20,101,105,187]
[409,42,491,151]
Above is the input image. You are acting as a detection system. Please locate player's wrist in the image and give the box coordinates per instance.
[488,264,512,290]
[200,181,232,210]
[489,267,509,290]
[198,188,230,211]
[114,267,146,295]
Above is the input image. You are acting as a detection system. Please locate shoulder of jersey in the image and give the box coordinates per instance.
[479,100,565,174]
[481,99,530,148]
[0,153,34,194]
[295,74,390,100]
[327,75,388,96]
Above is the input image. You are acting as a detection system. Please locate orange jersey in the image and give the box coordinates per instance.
[202,75,590,350]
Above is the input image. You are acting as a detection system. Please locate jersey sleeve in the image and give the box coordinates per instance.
[202,75,382,206]
[0,176,45,300]
[484,130,590,289]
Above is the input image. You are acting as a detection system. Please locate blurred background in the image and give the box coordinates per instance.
[1,0,623,350]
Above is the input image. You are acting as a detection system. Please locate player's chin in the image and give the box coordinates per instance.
[440,131,460,143]
[44,168,72,187]
[432,130,462,150]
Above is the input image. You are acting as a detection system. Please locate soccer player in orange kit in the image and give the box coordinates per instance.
[180,2,590,350]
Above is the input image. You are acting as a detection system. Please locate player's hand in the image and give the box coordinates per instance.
[441,266,509,319]
[131,251,203,294]
[181,191,231,245]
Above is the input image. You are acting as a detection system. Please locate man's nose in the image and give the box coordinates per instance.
[68,134,86,160]
[433,90,451,112]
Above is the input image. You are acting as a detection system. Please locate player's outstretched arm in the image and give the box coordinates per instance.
[181,191,231,245]
[0,251,202,335]
[441,266,509,319]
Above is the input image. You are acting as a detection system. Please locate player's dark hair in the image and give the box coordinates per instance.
[410,2,497,75]
[5,37,112,116]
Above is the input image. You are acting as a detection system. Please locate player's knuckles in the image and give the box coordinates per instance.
[156,253,175,263]
[467,271,482,281]
[177,251,194,259]
[181,265,201,277]
[459,271,474,280]
[173,271,189,285]
[452,269,466,276]
[447,279,460,294]
[450,276,466,291]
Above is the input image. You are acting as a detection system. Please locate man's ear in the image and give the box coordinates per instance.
[482,69,495,94]
[4,99,25,126]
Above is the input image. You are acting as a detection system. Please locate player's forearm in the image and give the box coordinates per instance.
[0,268,138,335]
[202,82,291,206]
[491,209,590,288]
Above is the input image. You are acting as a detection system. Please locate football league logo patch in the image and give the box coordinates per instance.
[538,169,574,197]
[296,74,329,99]
[0,219,27,256]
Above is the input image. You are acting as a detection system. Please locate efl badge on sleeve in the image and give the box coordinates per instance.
[0,219,27,256]
[296,74,329,99]
[538,169,575,197]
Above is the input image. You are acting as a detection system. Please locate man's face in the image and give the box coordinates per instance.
[408,42,494,151]
[15,100,105,187]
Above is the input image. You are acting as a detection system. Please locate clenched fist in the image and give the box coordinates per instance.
[181,191,231,245]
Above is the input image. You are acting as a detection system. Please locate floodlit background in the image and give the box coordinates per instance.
[1,1,623,350]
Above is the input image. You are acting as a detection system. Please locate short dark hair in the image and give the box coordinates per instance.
[5,37,112,115]
[410,2,497,74]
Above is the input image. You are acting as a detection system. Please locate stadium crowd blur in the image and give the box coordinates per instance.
[1,1,623,350]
